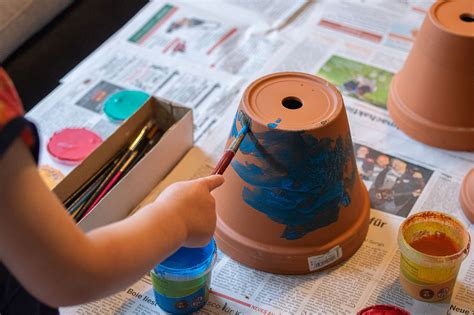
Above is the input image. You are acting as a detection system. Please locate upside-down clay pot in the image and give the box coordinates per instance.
[460,168,474,224]
[387,0,474,151]
[214,72,371,274]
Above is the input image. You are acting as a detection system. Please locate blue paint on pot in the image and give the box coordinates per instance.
[151,240,216,314]
[267,118,282,129]
[230,116,355,240]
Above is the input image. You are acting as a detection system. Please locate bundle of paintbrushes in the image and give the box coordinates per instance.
[64,120,162,222]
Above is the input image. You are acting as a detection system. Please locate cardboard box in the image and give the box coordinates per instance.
[53,97,193,232]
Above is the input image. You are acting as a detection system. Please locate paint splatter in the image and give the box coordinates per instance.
[230,116,355,240]
[267,118,282,129]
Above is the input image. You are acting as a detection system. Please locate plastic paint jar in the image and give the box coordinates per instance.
[47,128,102,165]
[151,240,217,314]
[357,304,410,315]
[398,211,471,302]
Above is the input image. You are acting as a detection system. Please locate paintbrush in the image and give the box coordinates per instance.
[84,150,139,214]
[74,121,156,220]
[63,148,125,208]
[212,111,251,175]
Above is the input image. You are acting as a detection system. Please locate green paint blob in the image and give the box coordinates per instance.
[104,90,150,121]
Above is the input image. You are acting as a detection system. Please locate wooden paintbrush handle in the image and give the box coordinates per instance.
[212,150,235,175]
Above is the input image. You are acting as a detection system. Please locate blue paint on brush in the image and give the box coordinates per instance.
[230,116,355,240]
[236,124,249,139]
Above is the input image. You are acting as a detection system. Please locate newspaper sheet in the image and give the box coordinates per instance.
[296,0,433,52]
[62,0,310,82]
[61,0,253,78]
[62,146,473,315]
[110,0,252,66]
[150,0,309,30]
[24,0,471,313]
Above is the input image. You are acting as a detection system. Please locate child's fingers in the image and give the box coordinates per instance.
[200,175,225,191]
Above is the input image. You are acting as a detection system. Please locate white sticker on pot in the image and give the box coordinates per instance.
[308,246,342,271]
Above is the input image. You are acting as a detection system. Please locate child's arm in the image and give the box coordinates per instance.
[0,138,224,307]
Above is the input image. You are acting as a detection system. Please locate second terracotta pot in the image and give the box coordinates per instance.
[214,72,370,274]
[387,0,474,150]
[460,168,474,224]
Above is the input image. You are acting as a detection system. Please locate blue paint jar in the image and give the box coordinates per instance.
[151,240,217,314]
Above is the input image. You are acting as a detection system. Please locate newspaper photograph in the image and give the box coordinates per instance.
[354,143,433,217]
[318,55,394,109]
[111,0,250,66]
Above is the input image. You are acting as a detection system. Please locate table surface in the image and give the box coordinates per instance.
[27,1,472,314]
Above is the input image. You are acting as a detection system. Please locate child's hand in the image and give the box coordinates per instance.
[156,175,224,247]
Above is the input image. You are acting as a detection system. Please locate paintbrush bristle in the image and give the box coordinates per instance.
[228,124,248,153]
[237,111,252,128]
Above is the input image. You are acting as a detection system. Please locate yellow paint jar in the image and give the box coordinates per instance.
[398,211,470,302]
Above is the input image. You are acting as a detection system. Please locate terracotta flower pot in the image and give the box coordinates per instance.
[387,0,474,151]
[214,72,371,274]
[460,168,474,224]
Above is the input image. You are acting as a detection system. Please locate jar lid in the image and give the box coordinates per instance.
[460,168,474,224]
[242,72,343,131]
[357,304,411,315]
[104,90,150,122]
[153,240,216,281]
[47,128,102,165]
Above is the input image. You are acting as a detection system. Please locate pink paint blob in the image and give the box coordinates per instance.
[47,128,102,165]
